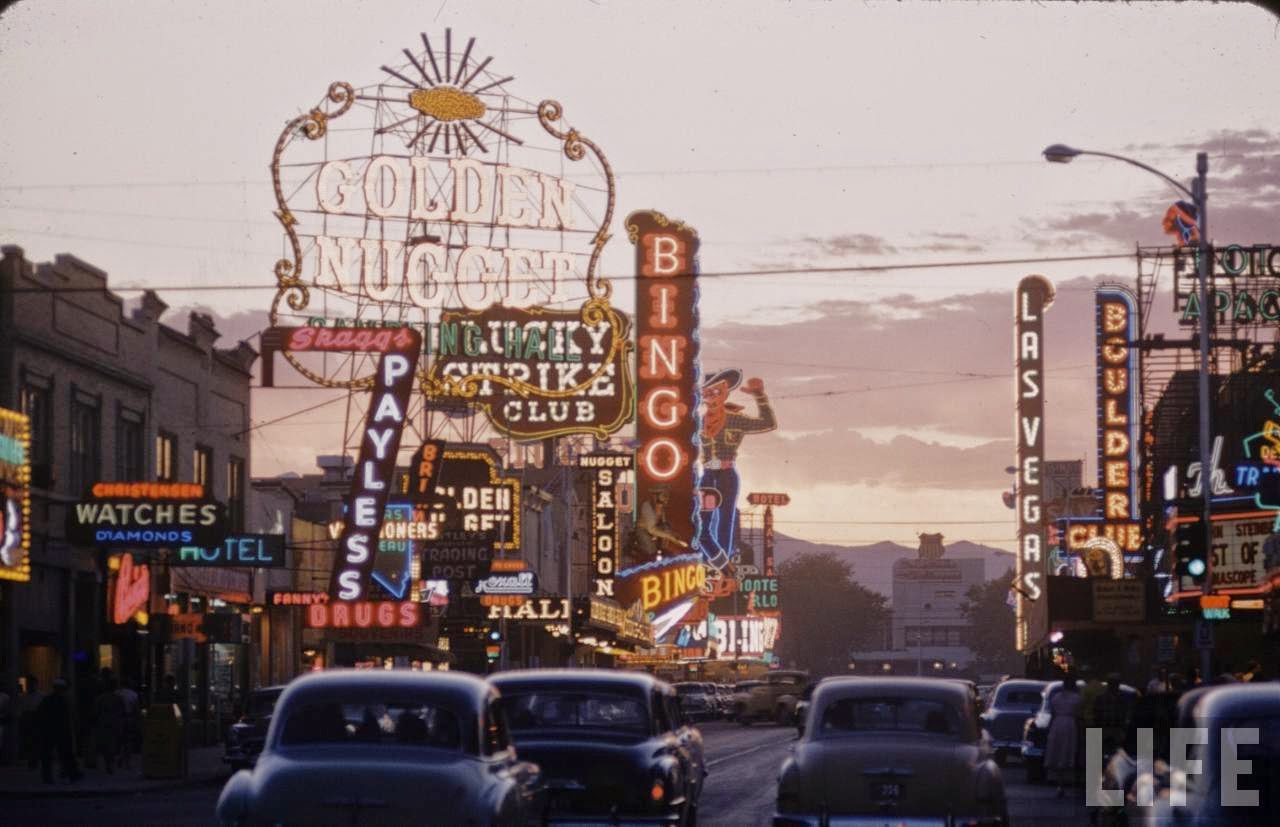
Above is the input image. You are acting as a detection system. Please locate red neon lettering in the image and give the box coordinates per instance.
[354,603,373,628]
[287,327,315,350]
[642,439,685,481]
[111,555,150,624]
[332,603,350,627]
[308,603,327,626]
[639,335,687,380]
[649,284,679,329]
[641,234,685,277]
[399,602,419,627]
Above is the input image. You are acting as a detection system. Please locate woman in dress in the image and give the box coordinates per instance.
[1044,674,1082,797]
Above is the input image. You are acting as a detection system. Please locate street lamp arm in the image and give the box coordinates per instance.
[1074,150,1195,202]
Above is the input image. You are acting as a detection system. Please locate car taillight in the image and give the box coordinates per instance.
[649,780,665,802]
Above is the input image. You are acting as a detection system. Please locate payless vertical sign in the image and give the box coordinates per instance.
[628,210,701,557]
[1014,276,1053,651]
[287,328,423,600]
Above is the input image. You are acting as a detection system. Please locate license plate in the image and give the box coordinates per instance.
[870,781,902,800]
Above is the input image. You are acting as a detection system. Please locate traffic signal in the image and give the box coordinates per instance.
[485,625,502,662]
[1173,519,1207,588]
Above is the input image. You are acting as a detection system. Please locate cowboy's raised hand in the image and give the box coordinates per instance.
[744,377,765,395]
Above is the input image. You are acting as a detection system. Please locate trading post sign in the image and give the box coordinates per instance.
[0,407,31,582]
[1014,276,1053,651]
[628,209,701,566]
[68,482,226,549]
[421,529,495,580]
[266,29,632,442]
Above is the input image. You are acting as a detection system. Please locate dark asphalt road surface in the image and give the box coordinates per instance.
[5,720,1088,825]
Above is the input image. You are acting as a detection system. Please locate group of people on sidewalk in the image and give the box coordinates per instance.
[1040,660,1269,798]
[0,668,149,784]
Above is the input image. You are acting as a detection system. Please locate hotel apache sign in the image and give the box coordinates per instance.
[0,407,31,583]
[1014,276,1053,651]
[266,28,632,443]
[68,482,226,549]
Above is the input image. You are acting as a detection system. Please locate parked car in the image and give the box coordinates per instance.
[794,679,821,737]
[979,678,1047,766]
[731,679,764,717]
[215,670,542,826]
[491,669,705,826]
[775,676,1007,826]
[713,684,735,719]
[223,685,284,771]
[673,681,718,722]
[1021,679,1137,783]
[735,670,809,725]
[1121,683,1280,826]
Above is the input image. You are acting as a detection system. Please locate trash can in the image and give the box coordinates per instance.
[142,703,187,779]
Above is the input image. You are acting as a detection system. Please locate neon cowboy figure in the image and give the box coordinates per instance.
[697,368,777,570]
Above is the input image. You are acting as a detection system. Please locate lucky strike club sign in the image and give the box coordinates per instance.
[267,30,631,443]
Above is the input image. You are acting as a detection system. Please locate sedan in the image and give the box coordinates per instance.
[978,679,1046,766]
[775,676,1007,826]
[492,669,705,825]
[215,670,542,826]
[674,681,718,722]
[223,685,284,771]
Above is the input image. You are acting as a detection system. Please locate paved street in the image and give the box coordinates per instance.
[3,721,1092,825]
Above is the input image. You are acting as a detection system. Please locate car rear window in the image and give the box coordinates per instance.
[999,689,1043,706]
[249,690,282,717]
[499,690,649,734]
[675,685,706,696]
[820,697,963,739]
[279,701,462,750]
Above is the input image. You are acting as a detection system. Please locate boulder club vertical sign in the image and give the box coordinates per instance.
[305,328,422,600]
[1014,276,1053,651]
[1095,287,1142,561]
[628,210,701,558]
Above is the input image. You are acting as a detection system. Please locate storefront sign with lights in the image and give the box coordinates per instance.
[616,554,706,614]
[711,614,779,660]
[329,337,421,600]
[1014,276,1053,650]
[426,307,632,439]
[268,590,330,607]
[628,210,701,560]
[305,600,421,629]
[0,407,31,582]
[432,448,520,549]
[174,534,285,567]
[1093,287,1142,561]
[109,553,150,625]
[485,597,570,622]
[581,453,630,598]
[265,30,632,443]
[1174,244,1280,325]
[69,482,226,549]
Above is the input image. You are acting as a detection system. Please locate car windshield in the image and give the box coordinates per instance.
[500,690,649,734]
[820,697,964,739]
[278,700,463,751]
[675,685,706,696]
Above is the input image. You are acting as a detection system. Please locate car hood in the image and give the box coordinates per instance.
[235,749,494,826]
[806,736,986,816]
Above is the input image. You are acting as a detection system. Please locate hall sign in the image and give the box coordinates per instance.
[69,482,226,548]
[485,597,570,622]
[175,534,285,567]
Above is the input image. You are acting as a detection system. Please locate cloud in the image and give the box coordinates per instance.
[800,232,897,257]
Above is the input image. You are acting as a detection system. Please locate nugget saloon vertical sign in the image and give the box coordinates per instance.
[1014,276,1053,651]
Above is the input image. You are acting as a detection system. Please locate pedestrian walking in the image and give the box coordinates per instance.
[1044,674,1082,798]
[36,677,80,783]
[91,675,125,774]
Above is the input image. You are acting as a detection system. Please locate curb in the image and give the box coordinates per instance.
[0,771,228,800]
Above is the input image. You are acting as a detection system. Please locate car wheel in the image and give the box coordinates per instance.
[775,706,791,726]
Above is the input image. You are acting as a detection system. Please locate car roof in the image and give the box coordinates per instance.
[1192,683,1280,722]
[811,676,974,708]
[490,668,670,694]
[279,669,493,710]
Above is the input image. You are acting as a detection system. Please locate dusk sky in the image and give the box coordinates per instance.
[2,1,1277,553]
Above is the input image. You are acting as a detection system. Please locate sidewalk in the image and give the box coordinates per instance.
[0,746,228,799]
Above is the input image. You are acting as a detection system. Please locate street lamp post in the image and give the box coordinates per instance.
[1043,145,1213,679]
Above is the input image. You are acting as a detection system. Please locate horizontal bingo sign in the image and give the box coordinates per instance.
[422,530,494,580]
[174,534,285,567]
[69,492,227,548]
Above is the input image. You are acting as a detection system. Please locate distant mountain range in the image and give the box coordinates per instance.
[772,534,1015,599]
